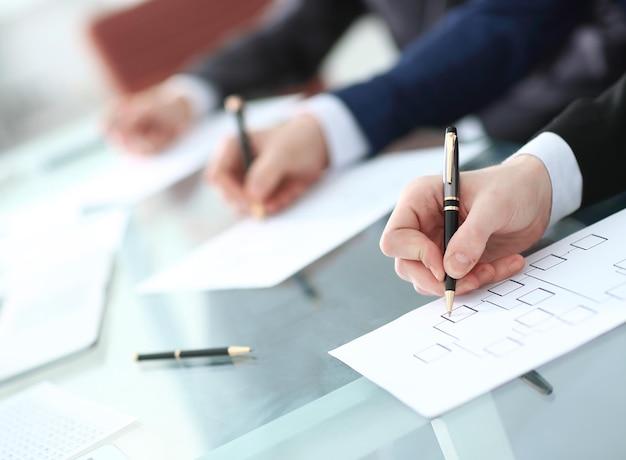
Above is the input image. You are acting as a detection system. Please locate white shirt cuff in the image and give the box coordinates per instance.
[509,132,583,226]
[294,93,370,170]
[167,74,219,118]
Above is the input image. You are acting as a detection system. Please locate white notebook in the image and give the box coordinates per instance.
[0,382,135,460]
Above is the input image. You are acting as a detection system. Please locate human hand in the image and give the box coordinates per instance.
[205,113,329,216]
[379,154,553,296]
[104,82,194,155]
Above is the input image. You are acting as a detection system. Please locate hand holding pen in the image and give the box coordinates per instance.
[380,153,549,297]
[204,101,330,217]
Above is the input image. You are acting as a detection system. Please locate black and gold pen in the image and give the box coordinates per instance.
[224,95,253,168]
[443,126,459,316]
[224,95,264,218]
[133,346,253,361]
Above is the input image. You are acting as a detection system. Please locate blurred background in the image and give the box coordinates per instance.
[0,0,115,151]
[0,0,397,156]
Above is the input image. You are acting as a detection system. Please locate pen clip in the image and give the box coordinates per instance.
[445,131,456,184]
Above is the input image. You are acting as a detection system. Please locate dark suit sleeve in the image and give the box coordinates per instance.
[333,0,591,155]
[541,73,626,208]
[186,0,365,101]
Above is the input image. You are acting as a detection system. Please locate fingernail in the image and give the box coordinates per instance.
[449,252,471,277]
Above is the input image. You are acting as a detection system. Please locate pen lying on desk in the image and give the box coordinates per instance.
[133,346,253,361]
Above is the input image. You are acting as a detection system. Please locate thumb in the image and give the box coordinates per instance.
[443,205,501,279]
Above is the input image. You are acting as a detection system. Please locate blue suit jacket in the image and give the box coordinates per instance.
[334,0,626,154]
[190,0,626,145]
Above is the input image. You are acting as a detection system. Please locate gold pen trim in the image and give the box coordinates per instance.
[445,132,456,184]
[444,205,459,211]
[443,196,459,201]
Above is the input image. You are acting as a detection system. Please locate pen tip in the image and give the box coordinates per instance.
[228,346,254,356]
[132,352,139,361]
[445,290,454,315]
[446,126,457,134]
[224,94,244,112]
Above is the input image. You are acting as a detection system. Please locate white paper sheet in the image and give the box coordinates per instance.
[0,206,127,288]
[0,206,126,381]
[0,245,115,382]
[0,382,136,459]
[137,142,487,292]
[330,208,626,419]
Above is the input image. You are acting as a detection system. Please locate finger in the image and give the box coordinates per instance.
[395,258,443,296]
[141,124,178,153]
[243,147,287,202]
[104,104,135,146]
[452,253,525,296]
[381,177,444,277]
[413,283,440,297]
[262,180,310,215]
[103,97,129,129]
[443,200,508,279]
[473,254,525,287]
[383,176,441,232]
[206,136,245,184]
[380,228,445,282]
[206,136,248,208]
[111,108,156,153]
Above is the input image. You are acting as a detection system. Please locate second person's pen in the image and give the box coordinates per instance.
[225,95,254,168]
[224,94,265,218]
[443,126,459,315]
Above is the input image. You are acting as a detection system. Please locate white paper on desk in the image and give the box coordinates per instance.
[137,142,486,292]
[0,206,128,282]
[330,208,626,419]
[0,244,115,382]
[74,95,301,208]
[0,206,126,381]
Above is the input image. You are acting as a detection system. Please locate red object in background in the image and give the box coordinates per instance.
[86,0,272,95]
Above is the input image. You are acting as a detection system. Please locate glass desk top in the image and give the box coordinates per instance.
[1,127,625,460]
